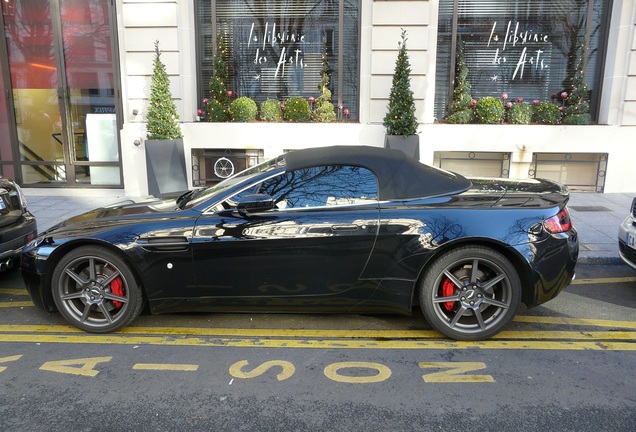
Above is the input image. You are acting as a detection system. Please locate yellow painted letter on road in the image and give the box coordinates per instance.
[0,355,23,373]
[419,362,494,383]
[40,357,113,377]
[229,360,295,381]
[324,361,392,384]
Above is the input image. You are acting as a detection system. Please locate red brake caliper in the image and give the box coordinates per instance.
[111,277,124,308]
[441,278,455,311]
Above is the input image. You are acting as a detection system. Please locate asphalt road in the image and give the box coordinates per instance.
[1,264,635,432]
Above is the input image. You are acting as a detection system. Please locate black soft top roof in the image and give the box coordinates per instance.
[284,146,472,200]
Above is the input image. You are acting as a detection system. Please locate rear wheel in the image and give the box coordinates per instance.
[51,246,143,333]
[420,246,521,340]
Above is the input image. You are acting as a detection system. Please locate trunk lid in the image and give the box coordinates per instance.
[462,177,570,208]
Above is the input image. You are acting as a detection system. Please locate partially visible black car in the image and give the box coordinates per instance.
[0,177,37,271]
[21,146,578,340]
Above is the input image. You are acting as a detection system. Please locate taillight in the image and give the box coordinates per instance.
[543,207,573,234]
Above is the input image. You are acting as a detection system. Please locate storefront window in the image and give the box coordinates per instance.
[2,0,120,186]
[196,0,359,120]
[435,0,611,122]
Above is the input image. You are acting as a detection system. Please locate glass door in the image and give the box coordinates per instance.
[2,0,121,186]
[58,0,120,185]
[3,0,66,184]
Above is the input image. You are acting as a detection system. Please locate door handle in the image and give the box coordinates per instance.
[331,224,359,231]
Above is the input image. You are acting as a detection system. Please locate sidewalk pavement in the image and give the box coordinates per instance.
[21,188,634,265]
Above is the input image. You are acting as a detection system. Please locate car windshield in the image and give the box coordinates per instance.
[181,154,285,209]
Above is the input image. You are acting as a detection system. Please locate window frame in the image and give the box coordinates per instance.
[195,0,361,121]
[438,0,613,123]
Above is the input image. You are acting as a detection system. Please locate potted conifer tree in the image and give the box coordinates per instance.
[563,45,591,125]
[145,40,187,196]
[383,29,419,159]
[312,47,337,123]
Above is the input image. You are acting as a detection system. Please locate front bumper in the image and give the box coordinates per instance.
[22,266,56,312]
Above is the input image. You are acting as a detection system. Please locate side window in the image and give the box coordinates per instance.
[259,165,378,209]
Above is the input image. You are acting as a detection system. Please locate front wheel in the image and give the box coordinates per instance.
[420,246,521,341]
[51,246,143,333]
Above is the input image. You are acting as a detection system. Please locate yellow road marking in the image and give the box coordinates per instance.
[1,321,635,338]
[0,324,440,338]
[229,360,295,381]
[0,289,28,296]
[0,354,23,373]
[0,302,33,308]
[499,331,636,339]
[0,333,634,350]
[133,363,199,371]
[513,316,636,329]
[571,276,636,285]
[324,362,392,383]
[419,362,494,383]
[39,357,113,377]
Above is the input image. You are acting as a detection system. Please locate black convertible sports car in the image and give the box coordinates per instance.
[1,177,37,272]
[21,146,578,340]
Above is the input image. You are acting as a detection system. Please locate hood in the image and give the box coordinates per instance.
[44,196,187,235]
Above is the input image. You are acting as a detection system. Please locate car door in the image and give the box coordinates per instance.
[190,164,380,311]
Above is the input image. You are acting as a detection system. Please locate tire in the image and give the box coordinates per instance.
[51,246,143,333]
[420,246,521,341]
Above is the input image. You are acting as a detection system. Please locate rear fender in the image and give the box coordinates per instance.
[413,238,534,308]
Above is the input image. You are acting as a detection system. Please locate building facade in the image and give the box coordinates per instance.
[1,0,635,195]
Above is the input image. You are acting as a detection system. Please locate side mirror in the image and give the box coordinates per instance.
[236,194,275,216]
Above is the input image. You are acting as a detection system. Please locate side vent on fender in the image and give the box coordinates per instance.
[136,236,189,252]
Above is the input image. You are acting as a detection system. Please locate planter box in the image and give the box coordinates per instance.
[145,138,188,196]
[384,134,420,159]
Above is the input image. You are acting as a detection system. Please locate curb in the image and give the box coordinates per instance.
[576,256,623,265]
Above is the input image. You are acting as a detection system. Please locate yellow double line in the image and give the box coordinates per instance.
[0,323,634,351]
[2,277,636,351]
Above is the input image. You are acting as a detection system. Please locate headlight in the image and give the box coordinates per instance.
[25,235,47,250]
